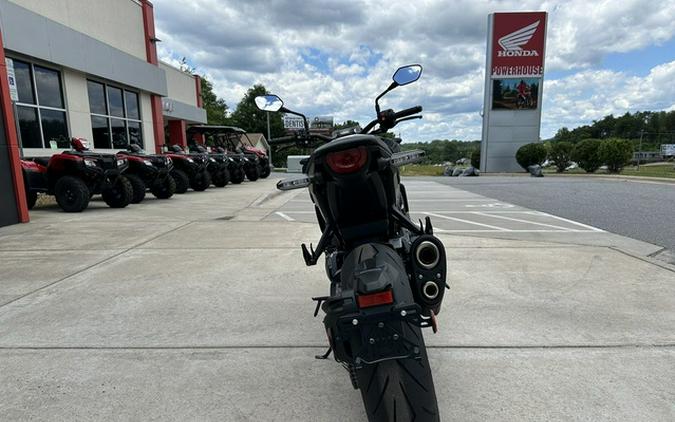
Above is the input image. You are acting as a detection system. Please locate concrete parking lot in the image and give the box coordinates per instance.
[1,176,674,421]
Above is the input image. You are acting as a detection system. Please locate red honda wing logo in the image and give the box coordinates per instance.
[491,12,547,77]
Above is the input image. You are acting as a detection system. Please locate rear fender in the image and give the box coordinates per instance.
[322,243,430,365]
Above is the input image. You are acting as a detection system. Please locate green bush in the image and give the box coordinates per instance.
[572,139,602,173]
[550,142,574,173]
[598,138,633,173]
[515,143,547,171]
[471,149,480,169]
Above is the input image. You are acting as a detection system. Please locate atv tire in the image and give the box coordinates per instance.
[230,167,245,184]
[260,163,271,178]
[190,170,211,191]
[212,168,230,187]
[54,176,90,213]
[126,173,146,204]
[171,169,190,194]
[102,176,133,208]
[151,175,176,199]
[356,325,439,422]
[25,186,37,210]
[244,165,260,182]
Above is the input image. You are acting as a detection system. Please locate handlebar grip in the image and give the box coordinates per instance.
[394,106,423,120]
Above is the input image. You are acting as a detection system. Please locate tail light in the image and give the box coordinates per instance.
[326,146,368,174]
[357,290,394,308]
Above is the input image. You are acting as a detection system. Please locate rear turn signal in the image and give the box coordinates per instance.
[326,146,368,174]
[357,290,394,308]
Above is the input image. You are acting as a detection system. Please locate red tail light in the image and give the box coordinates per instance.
[357,290,394,308]
[326,146,368,174]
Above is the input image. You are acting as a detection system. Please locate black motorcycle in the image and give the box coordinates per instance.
[256,65,446,422]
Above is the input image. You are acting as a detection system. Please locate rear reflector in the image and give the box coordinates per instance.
[326,146,368,174]
[357,290,394,308]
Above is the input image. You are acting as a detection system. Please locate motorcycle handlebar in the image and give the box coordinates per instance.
[394,106,423,120]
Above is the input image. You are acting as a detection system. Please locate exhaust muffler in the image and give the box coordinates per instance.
[415,240,440,269]
[422,281,440,300]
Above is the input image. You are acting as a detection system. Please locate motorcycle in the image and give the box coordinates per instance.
[255,65,446,422]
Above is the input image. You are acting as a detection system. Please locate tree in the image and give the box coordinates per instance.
[200,77,230,125]
[515,143,547,171]
[572,139,602,173]
[334,120,361,130]
[229,84,285,137]
[549,141,574,173]
[598,138,633,173]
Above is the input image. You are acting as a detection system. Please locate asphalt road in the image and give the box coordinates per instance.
[432,175,675,255]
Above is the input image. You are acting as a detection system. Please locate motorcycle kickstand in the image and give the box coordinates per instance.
[315,346,332,360]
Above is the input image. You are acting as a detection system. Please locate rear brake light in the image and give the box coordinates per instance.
[326,146,368,174]
[357,290,394,308]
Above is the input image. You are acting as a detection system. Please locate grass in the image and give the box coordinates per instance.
[399,164,447,176]
[544,163,675,179]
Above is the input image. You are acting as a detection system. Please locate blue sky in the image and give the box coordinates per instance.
[153,0,675,142]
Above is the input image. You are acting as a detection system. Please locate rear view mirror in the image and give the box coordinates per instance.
[255,95,284,112]
[393,65,422,86]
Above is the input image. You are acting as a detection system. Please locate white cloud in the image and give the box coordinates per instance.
[153,0,675,142]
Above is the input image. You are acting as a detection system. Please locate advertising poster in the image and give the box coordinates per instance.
[492,78,540,110]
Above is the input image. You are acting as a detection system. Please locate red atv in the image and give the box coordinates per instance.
[117,144,176,203]
[21,138,133,212]
[161,145,211,193]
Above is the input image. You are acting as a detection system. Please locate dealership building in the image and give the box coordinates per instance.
[0,0,207,227]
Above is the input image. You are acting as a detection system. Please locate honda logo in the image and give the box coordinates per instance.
[497,20,540,57]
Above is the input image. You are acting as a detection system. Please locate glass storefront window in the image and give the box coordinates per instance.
[88,80,143,149]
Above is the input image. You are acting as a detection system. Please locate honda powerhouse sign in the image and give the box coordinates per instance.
[491,12,547,77]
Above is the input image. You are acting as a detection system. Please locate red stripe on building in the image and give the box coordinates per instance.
[0,30,29,223]
[141,0,165,152]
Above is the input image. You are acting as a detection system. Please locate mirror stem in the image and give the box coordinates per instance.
[375,81,398,115]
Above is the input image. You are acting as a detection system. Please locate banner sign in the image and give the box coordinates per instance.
[5,58,18,102]
[310,116,334,129]
[661,144,675,156]
[491,12,547,77]
[283,115,305,130]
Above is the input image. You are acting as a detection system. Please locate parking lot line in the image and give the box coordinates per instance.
[473,211,577,231]
[274,212,295,222]
[422,212,511,231]
[527,211,605,232]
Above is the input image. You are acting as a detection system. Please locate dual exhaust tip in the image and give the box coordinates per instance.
[414,240,441,301]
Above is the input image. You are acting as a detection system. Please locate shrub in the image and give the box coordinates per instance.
[598,138,633,173]
[550,142,574,173]
[471,149,480,169]
[572,139,602,173]
[515,143,547,171]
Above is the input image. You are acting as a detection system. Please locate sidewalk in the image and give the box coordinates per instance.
[0,177,673,421]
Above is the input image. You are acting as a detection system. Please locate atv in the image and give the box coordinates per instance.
[21,137,133,212]
[187,143,230,187]
[116,143,176,202]
[161,144,211,193]
[187,125,266,182]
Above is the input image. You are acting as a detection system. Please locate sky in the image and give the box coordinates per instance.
[153,0,675,143]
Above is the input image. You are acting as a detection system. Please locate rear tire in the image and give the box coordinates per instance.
[102,176,133,208]
[244,164,260,181]
[151,175,175,199]
[230,167,245,184]
[26,188,37,210]
[260,162,271,178]
[190,170,211,191]
[171,169,190,194]
[125,173,146,204]
[212,168,230,187]
[54,176,90,213]
[356,326,439,422]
